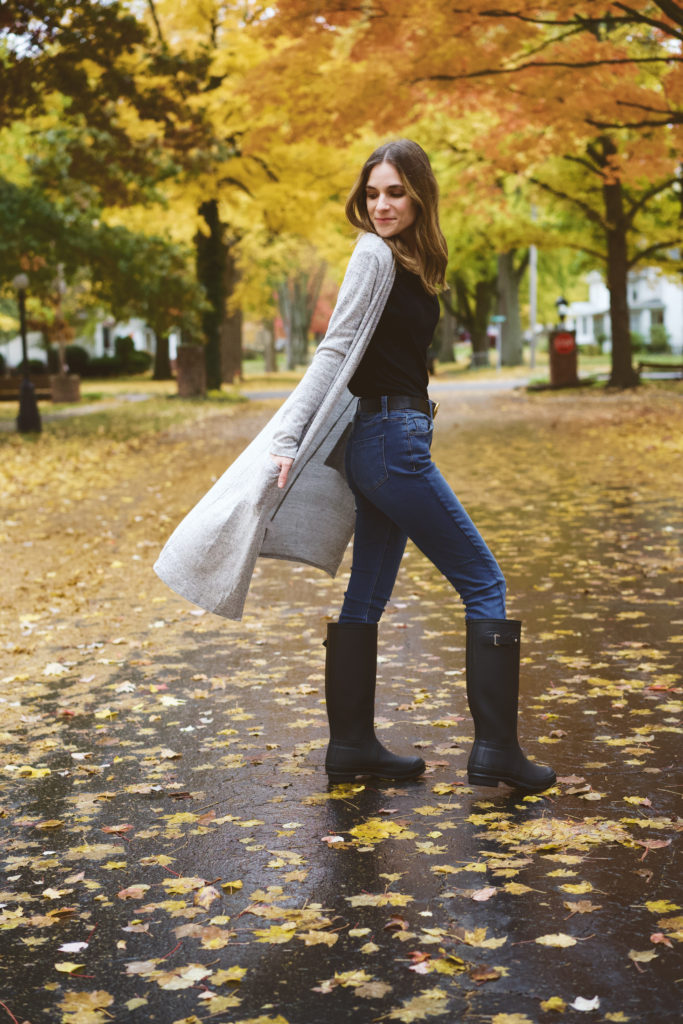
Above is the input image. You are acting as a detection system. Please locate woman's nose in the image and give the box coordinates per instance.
[376,193,390,210]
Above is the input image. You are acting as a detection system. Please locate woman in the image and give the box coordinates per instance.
[155,140,554,794]
[269,140,555,793]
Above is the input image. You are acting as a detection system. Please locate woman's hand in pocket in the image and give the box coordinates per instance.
[270,455,294,489]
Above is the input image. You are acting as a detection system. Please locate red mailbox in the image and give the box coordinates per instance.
[549,329,578,387]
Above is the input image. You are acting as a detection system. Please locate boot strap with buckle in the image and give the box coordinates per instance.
[489,632,519,647]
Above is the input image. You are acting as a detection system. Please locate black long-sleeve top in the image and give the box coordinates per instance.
[348,266,440,399]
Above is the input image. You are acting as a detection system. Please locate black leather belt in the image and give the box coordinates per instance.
[357,395,437,418]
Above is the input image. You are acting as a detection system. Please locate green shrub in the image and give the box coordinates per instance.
[108,335,151,375]
[86,355,122,377]
[126,349,153,374]
[114,335,135,368]
[649,323,670,354]
[630,331,646,353]
[65,344,91,375]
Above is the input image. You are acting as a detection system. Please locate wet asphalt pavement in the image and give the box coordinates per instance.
[0,384,681,1024]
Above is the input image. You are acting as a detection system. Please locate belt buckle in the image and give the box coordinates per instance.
[431,401,440,420]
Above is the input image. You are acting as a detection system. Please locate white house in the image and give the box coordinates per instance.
[93,317,155,358]
[568,268,683,353]
[2,316,181,371]
[1,329,45,369]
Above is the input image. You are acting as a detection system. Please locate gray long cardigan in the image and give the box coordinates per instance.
[153,232,396,619]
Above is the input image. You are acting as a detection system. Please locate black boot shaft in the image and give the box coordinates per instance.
[466,618,521,745]
[324,621,425,782]
[325,622,377,746]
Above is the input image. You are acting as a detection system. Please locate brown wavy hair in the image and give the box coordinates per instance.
[345,139,448,295]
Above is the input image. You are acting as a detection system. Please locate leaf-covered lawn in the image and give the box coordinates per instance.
[0,385,680,1023]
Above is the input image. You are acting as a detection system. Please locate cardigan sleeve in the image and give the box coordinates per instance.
[270,235,391,459]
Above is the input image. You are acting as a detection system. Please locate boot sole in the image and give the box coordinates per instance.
[327,767,425,783]
[468,771,556,793]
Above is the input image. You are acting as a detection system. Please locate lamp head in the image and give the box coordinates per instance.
[13,273,29,291]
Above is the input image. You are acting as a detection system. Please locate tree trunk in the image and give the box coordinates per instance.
[277,280,294,369]
[497,251,525,366]
[449,272,497,367]
[471,280,495,366]
[153,333,172,380]
[435,289,456,362]
[221,243,242,384]
[262,319,277,372]
[196,198,227,391]
[289,275,308,368]
[603,177,639,387]
[278,265,326,370]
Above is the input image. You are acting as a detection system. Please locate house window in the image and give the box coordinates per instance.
[631,288,638,302]
[651,308,664,325]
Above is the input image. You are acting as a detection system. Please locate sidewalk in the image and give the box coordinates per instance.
[0,386,680,1023]
[0,392,154,431]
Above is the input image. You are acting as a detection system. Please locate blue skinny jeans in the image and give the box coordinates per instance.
[338,399,507,624]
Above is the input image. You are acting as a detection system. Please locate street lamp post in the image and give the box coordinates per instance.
[555,296,569,326]
[12,273,42,434]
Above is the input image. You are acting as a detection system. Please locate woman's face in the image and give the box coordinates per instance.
[365,161,417,240]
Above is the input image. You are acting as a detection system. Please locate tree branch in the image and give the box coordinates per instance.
[146,0,166,47]
[628,240,682,268]
[468,8,627,29]
[417,55,681,87]
[516,26,586,62]
[588,114,681,129]
[564,154,605,178]
[218,176,253,198]
[613,2,683,38]
[616,1,683,32]
[616,99,681,115]
[530,177,605,227]
[560,241,607,262]
[247,154,279,183]
[623,176,678,227]
[474,3,683,39]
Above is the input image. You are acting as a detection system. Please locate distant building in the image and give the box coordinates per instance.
[567,268,683,353]
[93,318,156,359]
[2,316,180,370]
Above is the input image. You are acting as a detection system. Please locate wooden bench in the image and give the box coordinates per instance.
[638,360,683,379]
[0,374,53,401]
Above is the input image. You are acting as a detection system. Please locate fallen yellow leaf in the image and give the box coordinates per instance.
[628,948,658,964]
[535,933,577,947]
[540,996,566,1012]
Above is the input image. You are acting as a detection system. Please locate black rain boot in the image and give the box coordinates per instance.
[324,621,426,782]
[466,618,556,793]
